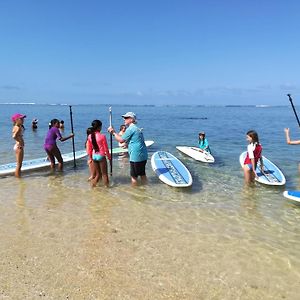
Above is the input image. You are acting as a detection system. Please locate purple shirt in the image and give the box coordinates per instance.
[44,127,62,147]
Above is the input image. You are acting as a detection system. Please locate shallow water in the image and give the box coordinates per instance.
[1,104,300,299]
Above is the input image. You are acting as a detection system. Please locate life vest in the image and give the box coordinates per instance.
[244,144,262,165]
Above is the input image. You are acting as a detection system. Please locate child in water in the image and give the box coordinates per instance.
[44,119,74,171]
[85,127,96,181]
[86,120,111,187]
[59,120,65,130]
[198,131,211,153]
[242,130,264,184]
[31,118,38,130]
[11,113,26,177]
[118,124,127,148]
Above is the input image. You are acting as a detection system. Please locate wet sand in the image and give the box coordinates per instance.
[0,174,300,300]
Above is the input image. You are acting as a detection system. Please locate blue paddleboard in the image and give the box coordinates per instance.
[283,191,300,203]
[239,151,286,186]
[151,151,192,187]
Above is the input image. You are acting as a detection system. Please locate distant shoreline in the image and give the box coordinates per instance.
[0,102,289,108]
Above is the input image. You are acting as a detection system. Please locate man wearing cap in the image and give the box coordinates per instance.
[11,113,26,177]
[108,112,148,185]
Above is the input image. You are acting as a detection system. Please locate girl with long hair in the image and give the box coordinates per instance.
[243,130,264,184]
[86,120,111,187]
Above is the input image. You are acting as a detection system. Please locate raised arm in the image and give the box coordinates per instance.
[284,128,300,145]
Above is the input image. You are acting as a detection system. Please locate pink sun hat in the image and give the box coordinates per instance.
[11,113,26,122]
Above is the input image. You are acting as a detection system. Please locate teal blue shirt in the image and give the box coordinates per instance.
[121,124,148,162]
[199,138,210,153]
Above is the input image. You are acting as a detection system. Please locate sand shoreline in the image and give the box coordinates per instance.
[0,177,299,299]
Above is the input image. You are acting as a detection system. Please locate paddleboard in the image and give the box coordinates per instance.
[151,151,192,187]
[111,140,154,154]
[283,191,300,203]
[0,150,87,176]
[176,146,215,163]
[239,151,286,186]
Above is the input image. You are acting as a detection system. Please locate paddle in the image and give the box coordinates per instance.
[69,105,76,168]
[287,94,300,127]
[109,107,113,176]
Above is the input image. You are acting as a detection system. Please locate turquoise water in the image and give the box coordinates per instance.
[1,104,300,299]
[1,104,300,186]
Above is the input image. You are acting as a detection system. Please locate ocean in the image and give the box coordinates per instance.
[0,103,300,299]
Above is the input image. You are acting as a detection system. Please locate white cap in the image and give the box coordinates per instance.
[122,112,136,119]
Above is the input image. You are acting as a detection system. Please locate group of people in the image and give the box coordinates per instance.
[84,112,148,187]
[30,118,64,130]
[10,111,300,185]
[11,111,149,186]
[11,114,73,177]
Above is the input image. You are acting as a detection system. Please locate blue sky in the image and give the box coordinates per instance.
[1,0,300,105]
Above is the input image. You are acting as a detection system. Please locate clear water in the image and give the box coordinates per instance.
[0,104,300,299]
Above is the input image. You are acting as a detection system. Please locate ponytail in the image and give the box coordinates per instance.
[91,120,102,152]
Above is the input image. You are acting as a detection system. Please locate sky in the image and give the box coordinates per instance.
[1,0,300,105]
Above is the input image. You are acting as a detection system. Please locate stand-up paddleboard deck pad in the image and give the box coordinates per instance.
[239,151,286,186]
[151,151,192,187]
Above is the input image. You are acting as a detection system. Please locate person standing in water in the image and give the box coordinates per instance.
[108,112,148,186]
[86,120,111,187]
[11,113,26,177]
[59,120,65,130]
[242,130,264,184]
[118,124,127,148]
[85,127,96,181]
[44,119,74,171]
[31,118,38,130]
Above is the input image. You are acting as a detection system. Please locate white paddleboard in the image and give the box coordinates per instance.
[239,151,286,186]
[283,191,300,203]
[111,140,154,154]
[0,150,87,176]
[151,151,192,187]
[176,146,215,163]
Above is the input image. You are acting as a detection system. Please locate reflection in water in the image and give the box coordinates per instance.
[239,185,262,219]
[45,175,67,209]
[14,179,31,243]
[16,179,26,208]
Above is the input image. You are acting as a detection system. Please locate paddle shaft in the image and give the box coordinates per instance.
[69,105,76,168]
[287,94,300,127]
[109,107,113,176]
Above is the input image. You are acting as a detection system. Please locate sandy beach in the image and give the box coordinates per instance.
[1,172,299,299]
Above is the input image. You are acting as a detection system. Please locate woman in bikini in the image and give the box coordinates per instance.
[11,113,26,177]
